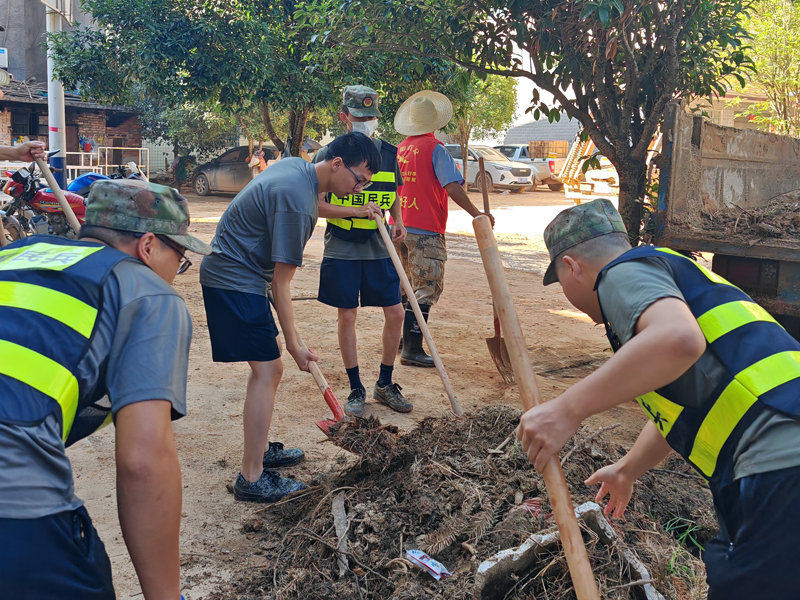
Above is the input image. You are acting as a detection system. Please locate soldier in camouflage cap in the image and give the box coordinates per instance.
[343,85,382,118]
[86,178,211,255]
[542,198,627,286]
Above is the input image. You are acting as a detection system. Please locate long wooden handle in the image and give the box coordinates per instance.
[478,157,491,216]
[297,333,345,422]
[34,157,81,235]
[376,219,463,416]
[472,215,600,600]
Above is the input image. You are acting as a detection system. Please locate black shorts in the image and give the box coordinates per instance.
[202,285,281,362]
[705,463,800,599]
[0,506,115,600]
[318,257,402,309]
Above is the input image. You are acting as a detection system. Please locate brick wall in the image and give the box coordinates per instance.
[70,111,106,147]
[107,115,143,163]
[0,109,11,146]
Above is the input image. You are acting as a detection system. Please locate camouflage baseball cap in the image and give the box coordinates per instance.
[542,198,626,286]
[85,179,212,255]
[343,85,381,118]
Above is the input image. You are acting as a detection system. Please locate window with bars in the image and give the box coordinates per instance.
[12,111,30,136]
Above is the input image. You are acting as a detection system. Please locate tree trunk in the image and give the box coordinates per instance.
[237,114,255,155]
[290,107,309,157]
[615,160,647,245]
[261,103,285,153]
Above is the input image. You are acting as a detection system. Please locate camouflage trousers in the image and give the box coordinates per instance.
[394,232,447,306]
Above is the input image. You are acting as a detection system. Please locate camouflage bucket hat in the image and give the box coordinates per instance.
[542,198,626,286]
[85,179,212,255]
[343,85,381,118]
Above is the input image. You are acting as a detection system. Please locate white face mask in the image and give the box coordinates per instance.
[347,116,379,138]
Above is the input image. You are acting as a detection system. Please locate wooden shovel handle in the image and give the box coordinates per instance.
[33,157,81,235]
[478,157,491,216]
[375,218,463,416]
[297,333,345,422]
[472,215,600,600]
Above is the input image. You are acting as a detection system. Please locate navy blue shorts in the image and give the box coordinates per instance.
[318,257,402,309]
[704,463,800,599]
[202,285,281,362]
[0,506,115,600]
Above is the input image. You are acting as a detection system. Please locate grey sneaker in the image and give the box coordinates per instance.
[344,387,366,417]
[263,441,305,469]
[373,382,413,413]
[233,470,307,503]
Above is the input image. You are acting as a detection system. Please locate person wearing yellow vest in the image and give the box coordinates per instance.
[393,91,494,367]
[0,179,211,600]
[315,86,412,416]
[516,199,800,599]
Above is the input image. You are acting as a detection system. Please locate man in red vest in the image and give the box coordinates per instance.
[393,90,494,367]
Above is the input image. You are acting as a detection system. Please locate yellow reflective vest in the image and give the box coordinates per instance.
[326,140,398,243]
[596,246,800,486]
[0,237,130,446]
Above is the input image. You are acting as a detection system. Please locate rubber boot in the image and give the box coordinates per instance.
[401,302,435,367]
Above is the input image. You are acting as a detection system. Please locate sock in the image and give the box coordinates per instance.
[346,365,364,391]
[378,363,394,387]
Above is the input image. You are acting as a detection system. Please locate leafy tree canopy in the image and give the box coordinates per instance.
[49,0,456,156]
[305,0,754,236]
[738,0,800,136]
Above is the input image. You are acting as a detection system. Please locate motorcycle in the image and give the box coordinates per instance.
[67,161,148,198]
[2,162,86,241]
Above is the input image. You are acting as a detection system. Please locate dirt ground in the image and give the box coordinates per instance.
[67,189,657,599]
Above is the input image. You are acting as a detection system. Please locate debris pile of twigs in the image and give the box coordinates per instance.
[212,406,715,600]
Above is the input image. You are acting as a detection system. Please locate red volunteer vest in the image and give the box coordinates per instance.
[397,134,449,234]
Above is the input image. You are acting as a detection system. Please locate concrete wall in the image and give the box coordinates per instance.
[503,115,581,144]
[1,0,94,83]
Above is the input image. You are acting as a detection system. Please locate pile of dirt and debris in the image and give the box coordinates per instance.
[212,406,716,600]
[683,190,800,245]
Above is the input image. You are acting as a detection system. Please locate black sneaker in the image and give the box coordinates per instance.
[344,387,367,417]
[233,471,307,503]
[262,441,305,468]
[373,382,413,413]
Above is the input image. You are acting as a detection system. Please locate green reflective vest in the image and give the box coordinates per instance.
[596,246,800,486]
[327,140,398,243]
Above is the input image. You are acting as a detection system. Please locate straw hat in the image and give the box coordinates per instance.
[394,90,454,136]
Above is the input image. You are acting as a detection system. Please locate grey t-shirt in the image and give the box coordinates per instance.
[199,158,319,294]
[314,140,403,261]
[597,256,800,480]
[0,258,192,519]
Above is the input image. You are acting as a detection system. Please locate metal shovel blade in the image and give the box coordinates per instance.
[486,315,515,384]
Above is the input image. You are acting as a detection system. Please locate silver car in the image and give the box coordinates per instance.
[445,145,533,193]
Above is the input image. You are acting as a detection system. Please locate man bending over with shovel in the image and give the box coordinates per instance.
[517,198,800,599]
[200,132,381,503]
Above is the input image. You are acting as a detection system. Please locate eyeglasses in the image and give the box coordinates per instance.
[157,235,193,274]
[343,162,372,190]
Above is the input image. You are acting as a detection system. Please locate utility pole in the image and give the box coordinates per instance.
[45,7,67,188]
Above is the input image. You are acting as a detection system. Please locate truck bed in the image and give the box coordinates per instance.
[655,101,800,262]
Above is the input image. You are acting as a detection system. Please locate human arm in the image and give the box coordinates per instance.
[0,141,46,162]
[316,199,383,221]
[272,261,318,371]
[444,181,495,227]
[115,400,182,600]
[517,296,706,471]
[584,421,672,518]
[389,199,406,243]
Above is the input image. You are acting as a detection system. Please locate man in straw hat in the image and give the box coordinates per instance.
[314,85,412,417]
[518,198,800,599]
[393,90,494,367]
[0,178,211,600]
